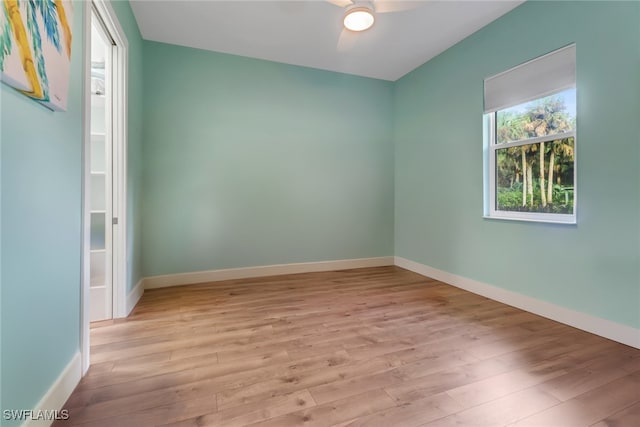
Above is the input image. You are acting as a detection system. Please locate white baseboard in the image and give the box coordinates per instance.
[144,257,395,289]
[22,352,81,427]
[126,278,144,315]
[395,256,640,349]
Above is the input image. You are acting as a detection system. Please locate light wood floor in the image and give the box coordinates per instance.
[57,267,640,427]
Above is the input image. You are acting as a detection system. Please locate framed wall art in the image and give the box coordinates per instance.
[1,0,74,111]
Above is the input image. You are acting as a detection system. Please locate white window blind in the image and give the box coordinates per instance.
[484,44,576,113]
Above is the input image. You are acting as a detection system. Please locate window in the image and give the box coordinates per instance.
[484,45,576,224]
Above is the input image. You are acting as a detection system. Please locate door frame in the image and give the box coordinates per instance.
[81,0,129,374]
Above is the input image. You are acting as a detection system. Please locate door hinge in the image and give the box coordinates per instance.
[112,217,118,225]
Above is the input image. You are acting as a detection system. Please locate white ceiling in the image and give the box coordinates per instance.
[130,0,524,81]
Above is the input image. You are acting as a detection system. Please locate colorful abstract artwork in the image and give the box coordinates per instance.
[0,0,73,111]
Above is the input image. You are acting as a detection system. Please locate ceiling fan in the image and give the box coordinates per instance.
[326,0,420,50]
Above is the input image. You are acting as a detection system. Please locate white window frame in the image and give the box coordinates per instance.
[483,44,577,225]
[485,105,577,224]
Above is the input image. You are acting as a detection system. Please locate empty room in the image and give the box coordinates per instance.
[1,0,639,426]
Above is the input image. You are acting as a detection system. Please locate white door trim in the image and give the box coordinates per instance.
[81,0,129,375]
[81,0,91,377]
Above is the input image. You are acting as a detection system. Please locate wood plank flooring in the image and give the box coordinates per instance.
[56,266,640,427]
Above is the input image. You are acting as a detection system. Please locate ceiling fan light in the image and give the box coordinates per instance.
[343,7,375,32]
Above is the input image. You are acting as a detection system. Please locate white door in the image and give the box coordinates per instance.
[89,11,114,322]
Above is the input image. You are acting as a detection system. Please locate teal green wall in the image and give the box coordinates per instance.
[142,42,395,277]
[394,1,640,328]
[0,2,84,422]
[111,1,144,291]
